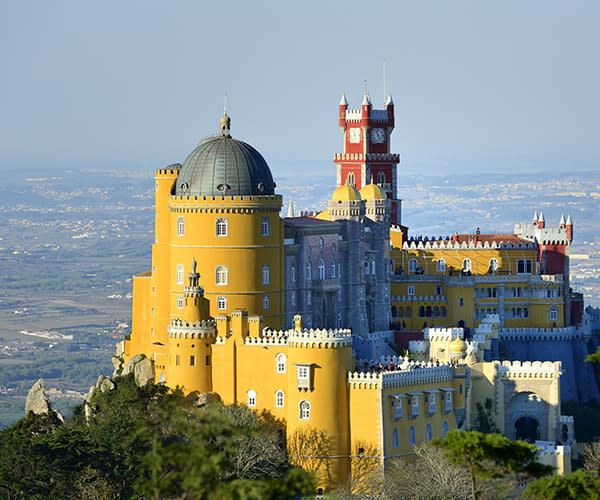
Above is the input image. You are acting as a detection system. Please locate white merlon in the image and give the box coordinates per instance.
[535,440,571,456]
[345,109,363,122]
[348,364,455,389]
[497,360,560,378]
[402,239,535,250]
[244,336,288,346]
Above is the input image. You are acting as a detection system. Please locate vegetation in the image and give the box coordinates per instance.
[562,401,600,442]
[0,374,314,499]
[473,398,498,434]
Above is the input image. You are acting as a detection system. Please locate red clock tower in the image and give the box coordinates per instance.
[334,92,402,225]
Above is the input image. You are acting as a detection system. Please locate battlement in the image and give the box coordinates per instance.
[496,360,560,378]
[535,440,571,456]
[559,415,574,424]
[334,153,400,162]
[393,294,446,302]
[167,318,216,339]
[403,237,535,250]
[499,326,583,341]
[425,327,464,341]
[169,194,282,205]
[350,359,455,389]
[514,223,570,245]
[155,167,180,176]
[288,327,352,348]
[244,336,288,346]
[408,340,427,353]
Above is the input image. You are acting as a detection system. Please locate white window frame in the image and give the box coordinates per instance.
[299,400,311,420]
[216,296,227,310]
[276,353,287,373]
[176,264,184,285]
[216,266,228,285]
[318,259,325,280]
[297,365,311,389]
[261,216,270,237]
[263,295,270,310]
[216,217,228,237]
[290,265,296,282]
[275,390,285,408]
[411,396,419,416]
[489,258,499,272]
[408,259,418,273]
[462,258,472,272]
[436,258,446,272]
[549,306,559,321]
[377,171,386,184]
[262,264,271,285]
[177,217,185,237]
[177,295,183,309]
[247,389,256,407]
[407,285,415,296]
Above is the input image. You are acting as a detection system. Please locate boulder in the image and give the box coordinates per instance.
[134,358,154,386]
[122,354,144,376]
[25,378,51,415]
[195,391,221,407]
[111,355,123,376]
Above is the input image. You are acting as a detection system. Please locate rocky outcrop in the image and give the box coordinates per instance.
[25,378,51,415]
[133,358,154,387]
[195,392,221,407]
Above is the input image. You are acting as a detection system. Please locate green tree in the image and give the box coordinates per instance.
[524,469,600,500]
[473,398,498,434]
[431,430,553,500]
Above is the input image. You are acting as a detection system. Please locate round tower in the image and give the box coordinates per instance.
[286,315,354,488]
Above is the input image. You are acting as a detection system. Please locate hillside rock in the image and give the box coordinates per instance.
[111,355,123,376]
[195,392,221,407]
[122,354,144,376]
[25,378,52,415]
[134,358,154,386]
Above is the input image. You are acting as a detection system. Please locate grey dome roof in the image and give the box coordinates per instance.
[175,115,275,197]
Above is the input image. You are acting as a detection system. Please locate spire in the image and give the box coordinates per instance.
[362,92,371,106]
[386,92,394,106]
[287,199,295,218]
[559,213,565,226]
[566,214,573,225]
[340,93,348,106]
[538,211,544,222]
[533,210,538,223]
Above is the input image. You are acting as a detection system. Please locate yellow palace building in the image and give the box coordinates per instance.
[122,102,577,491]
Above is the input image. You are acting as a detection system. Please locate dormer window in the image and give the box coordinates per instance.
[296,364,312,390]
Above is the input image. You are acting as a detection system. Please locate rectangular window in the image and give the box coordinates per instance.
[206,355,211,366]
[263,295,270,310]
[190,355,196,367]
[216,217,228,237]
[517,259,532,274]
[428,394,436,414]
[261,216,270,237]
[444,392,453,412]
[435,286,442,296]
[394,398,402,419]
[407,285,415,296]
[176,264,184,285]
[177,295,184,309]
[297,365,311,389]
[217,296,227,310]
[177,217,185,237]
[175,355,181,366]
[411,396,419,416]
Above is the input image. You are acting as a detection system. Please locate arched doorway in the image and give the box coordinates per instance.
[457,320,465,328]
[515,416,539,443]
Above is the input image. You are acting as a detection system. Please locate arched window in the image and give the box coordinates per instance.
[306,263,312,281]
[319,237,324,251]
[177,295,183,309]
[433,306,440,317]
[307,290,311,305]
[426,306,432,317]
[371,260,376,275]
[364,260,370,275]
[318,259,325,280]
[398,306,405,317]
[177,217,185,236]
[442,420,449,438]
[392,427,400,448]
[176,264,184,285]
[462,258,472,273]
[247,389,256,407]
[436,259,446,272]
[299,400,311,420]
[408,259,418,273]
[261,216,270,237]
[290,265,296,282]
[524,307,529,318]
[391,306,397,317]
[377,171,386,184]
[331,260,336,278]
[419,306,425,317]
[441,306,447,317]
[217,296,227,310]
[426,422,432,442]
[262,264,271,285]
[216,266,228,285]
[275,390,285,408]
[263,295,270,310]
[276,353,287,373]
[489,258,499,273]
[409,425,416,447]
[347,172,355,186]
[216,217,228,237]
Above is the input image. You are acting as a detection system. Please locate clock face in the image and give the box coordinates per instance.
[371,128,385,144]
[348,128,361,143]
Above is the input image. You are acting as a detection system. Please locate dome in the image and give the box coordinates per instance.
[175,113,275,197]
[360,183,386,201]
[449,336,468,354]
[332,184,361,202]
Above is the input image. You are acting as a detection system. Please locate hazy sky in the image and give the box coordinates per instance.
[1,1,599,180]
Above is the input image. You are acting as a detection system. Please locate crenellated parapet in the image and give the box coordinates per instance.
[499,326,583,341]
[349,362,455,390]
[288,328,352,348]
[402,237,535,250]
[496,360,560,379]
[244,336,288,346]
[425,327,464,341]
[408,340,427,354]
[535,440,571,457]
[167,318,216,339]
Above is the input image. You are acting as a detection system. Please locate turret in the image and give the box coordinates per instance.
[361,91,371,127]
[533,210,538,225]
[287,199,295,218]
[559,213,566,228]
[538,211,545,229]
[339,93,348,132]
[566,215,573,242]
[385,92,395,128]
